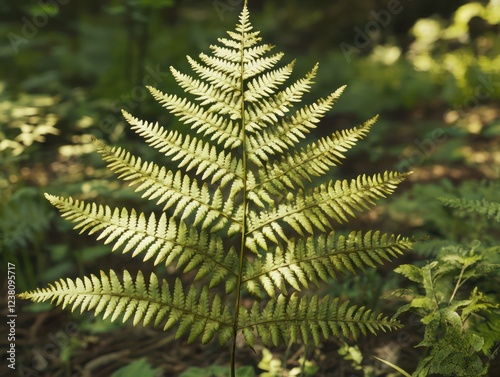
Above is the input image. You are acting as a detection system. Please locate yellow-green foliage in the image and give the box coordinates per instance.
[20,3,412,356]
[394,244,499,376]
[391,189,500,377]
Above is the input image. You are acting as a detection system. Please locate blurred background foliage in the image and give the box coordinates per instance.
[1,0,499,375]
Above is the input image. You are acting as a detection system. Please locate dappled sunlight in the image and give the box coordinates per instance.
[0,84,59,156]
[405,0,500,105]
[370,45,401,65]
[443,2,485,41]
[407,164,467,181]
[461,144,500,179]
[445,105,500,140]
[409,18,442,55]
[58,134,96,157]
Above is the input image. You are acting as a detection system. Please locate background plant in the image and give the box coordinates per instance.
[389,189,500,376]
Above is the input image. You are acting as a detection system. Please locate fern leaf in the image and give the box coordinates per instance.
[170,66,239,118]
[186,55,239,94]
[199,52,240,77]
[247,172,409,247]
[243,53,285,80]
[254,116,376,192]
[244,63,318,133]
[439,197,500,222]
[247,85,345,166]
[43,194,238,288]
[243,231,412,296]
[94,141,241,228]
[244,60,295,102]
[120,111,243,187]
[20,4,413,362]
[394,264,423,284]
[244,294,401,346]
[148,86,241,149]
[18,270,232,344]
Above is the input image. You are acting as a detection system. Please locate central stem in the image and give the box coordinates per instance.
[230,14,248,377]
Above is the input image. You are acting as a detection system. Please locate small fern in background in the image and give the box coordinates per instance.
[19,3,413,375]
[439,196,500,223]
[0,187,53,291]
[387,178,500,257]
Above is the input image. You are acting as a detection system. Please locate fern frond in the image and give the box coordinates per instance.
[243,231,412,297]
[247,87,346,167]
[94,141,242,228]
[439,197,500,223]
[243,53,285,80]
[119,111,243,187]
[18,270,233,344]
[186,55,239,94]
[199,52,240,78]
[241,294,401,347]
[254,116,375,193]
[246,172,410,251]
[21,4,413,364]
[43,194,239,288]
[170,66,240,118]
[244,60,295,102]
[244,64,319,133]
[147,86,241,149]
[233,6,258,42]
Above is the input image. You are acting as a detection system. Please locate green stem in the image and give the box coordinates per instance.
[231,10,248,377]
[448,264,467,305]
[373,356,412,377]
[299,345,308,376]
[282,339,293,369]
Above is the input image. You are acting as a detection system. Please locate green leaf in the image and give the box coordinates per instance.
[410,297,438,313]
[460,287,498,320]
[394,264,422,284]
[373,356,411,377]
